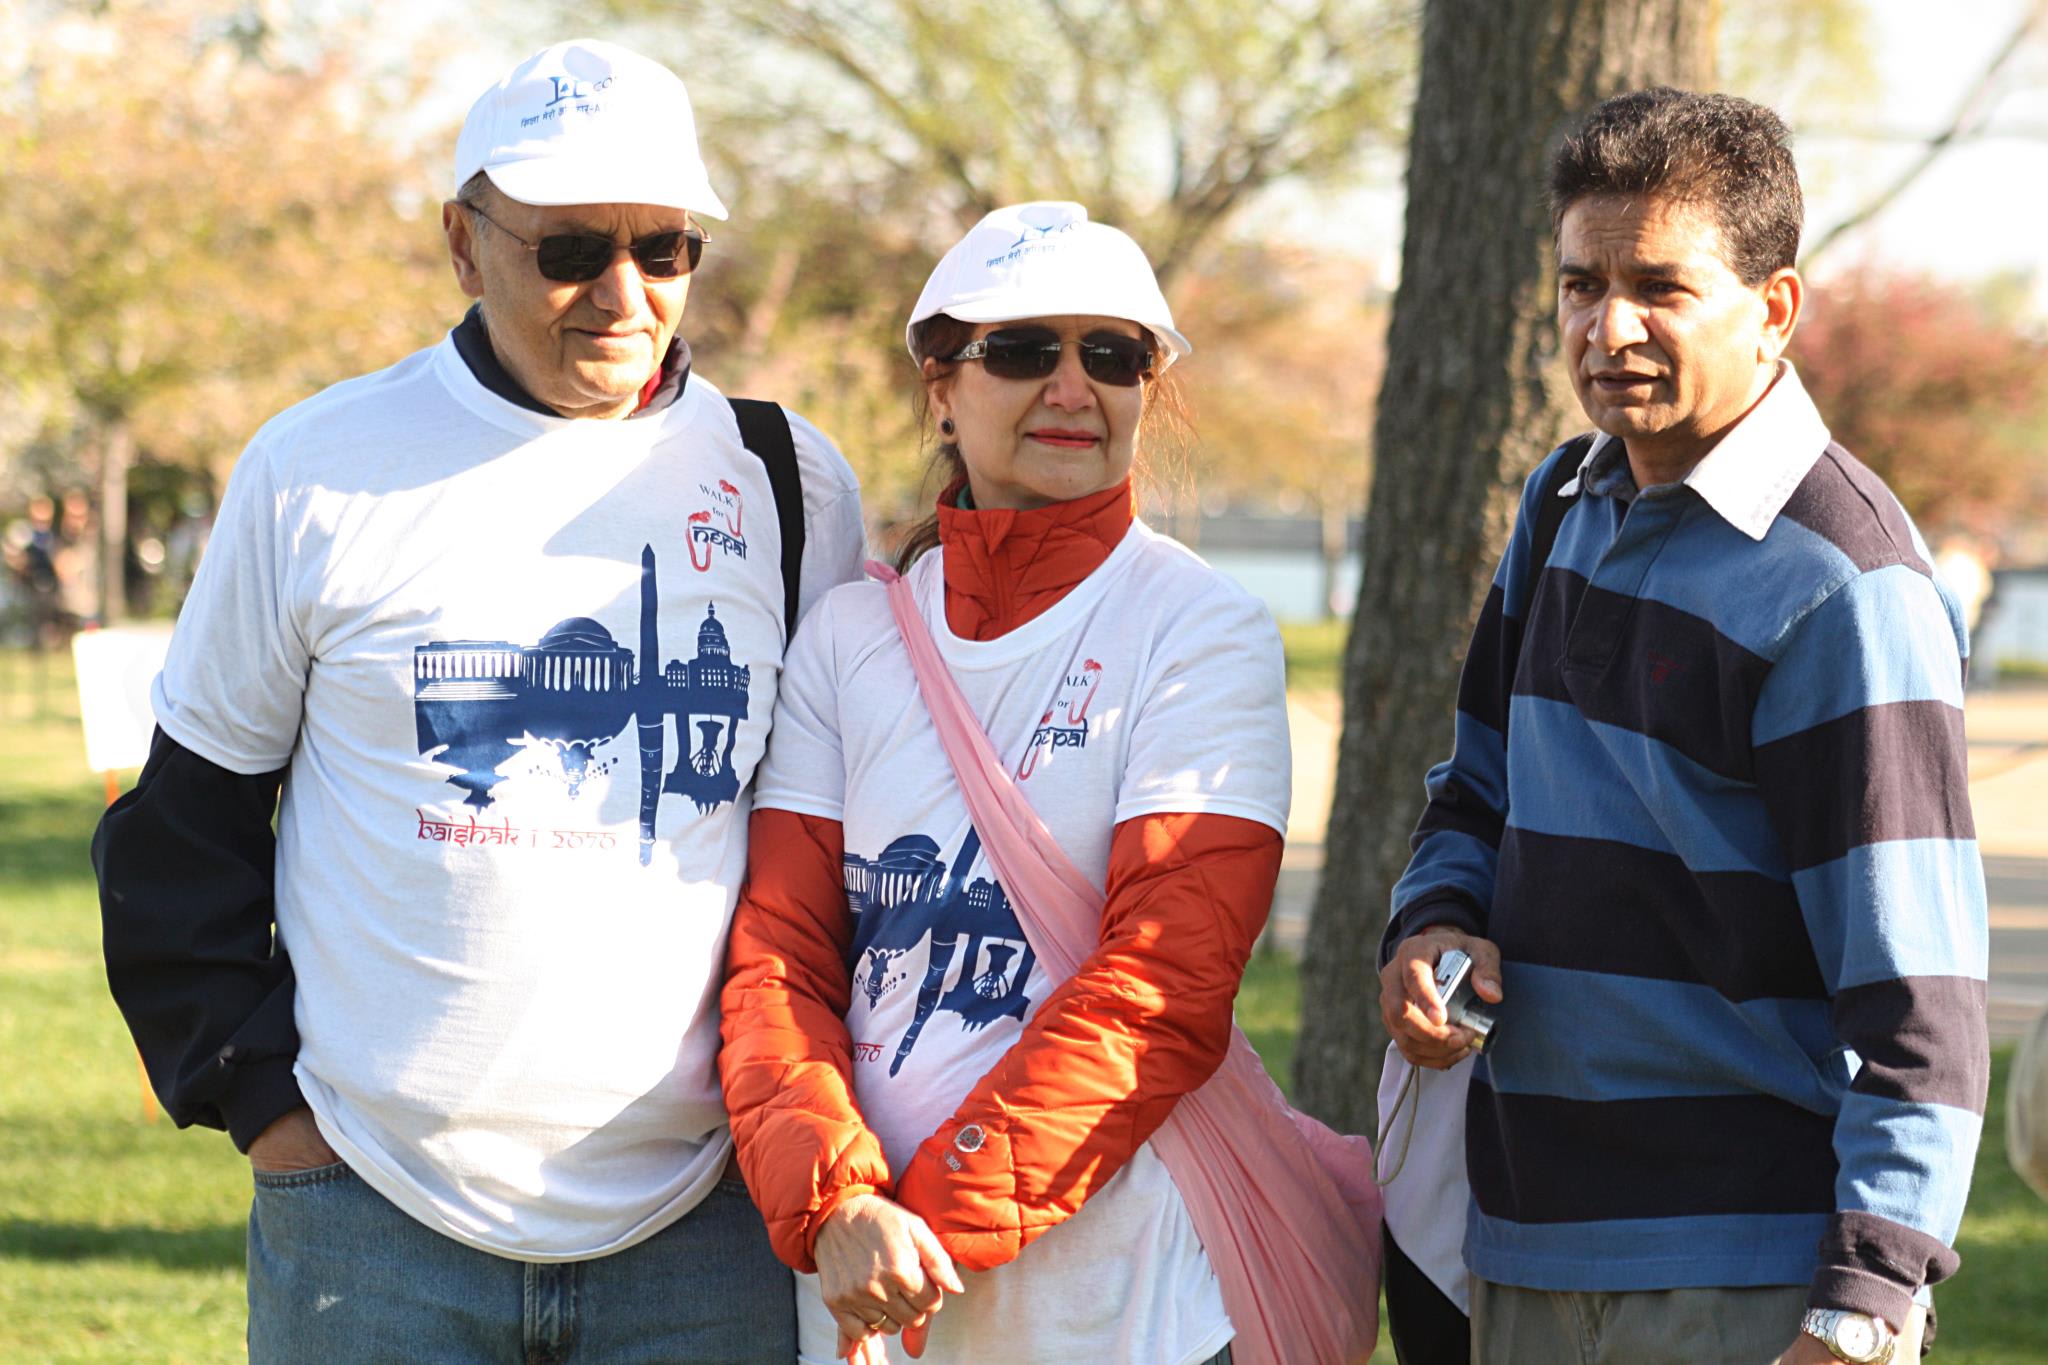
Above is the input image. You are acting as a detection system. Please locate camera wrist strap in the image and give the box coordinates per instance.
[1373,1060,1422,1186]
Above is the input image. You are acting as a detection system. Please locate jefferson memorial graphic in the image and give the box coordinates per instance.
[842,829,1037,1076]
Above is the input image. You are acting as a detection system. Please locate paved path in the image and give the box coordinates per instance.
[1272,687,2048,1043]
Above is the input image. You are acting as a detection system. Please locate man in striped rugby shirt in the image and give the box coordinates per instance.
[1380,89,1987,1364]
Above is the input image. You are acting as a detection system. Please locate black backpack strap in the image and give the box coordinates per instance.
[728,398,805,643]
[1520,433,1594,625]
[1497,433,1594,738]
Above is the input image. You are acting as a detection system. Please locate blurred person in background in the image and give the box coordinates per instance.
[52,488,97,628]
[1379,89,1986,1365]
[3,496,63,646]
[92,37,864,1363]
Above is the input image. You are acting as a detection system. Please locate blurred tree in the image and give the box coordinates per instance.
[607,0,1413,285]
[1294,0,1714,1131]
[621,0,1877,539]
[681,168,947,528]
[1800,0,2047,269]
[1173,244,1383,611]
[0,1,455,620]
[1795,273,2048,541]
[1713,0,1874,116]
[603,0,1413,530]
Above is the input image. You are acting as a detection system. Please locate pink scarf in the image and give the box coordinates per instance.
[869,561,1382,1365]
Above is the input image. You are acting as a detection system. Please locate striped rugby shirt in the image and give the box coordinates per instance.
[1388,364,1988,1326]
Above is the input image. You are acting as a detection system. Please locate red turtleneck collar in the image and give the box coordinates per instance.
[935,477,1134,641]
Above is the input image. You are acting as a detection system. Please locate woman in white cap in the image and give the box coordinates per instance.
[720,203,1299,1365]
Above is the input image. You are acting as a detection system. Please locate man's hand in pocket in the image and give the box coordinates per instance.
[248,1107,341,1173]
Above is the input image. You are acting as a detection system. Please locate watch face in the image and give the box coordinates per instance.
[1837,1316,1877,1357]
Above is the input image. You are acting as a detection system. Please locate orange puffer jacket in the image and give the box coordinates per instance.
[720,805,1282,1273]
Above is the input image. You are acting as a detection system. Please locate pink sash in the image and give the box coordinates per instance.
[869,561,1382,1365]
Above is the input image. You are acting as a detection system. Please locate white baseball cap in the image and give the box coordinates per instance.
[454,39,728,219]
[906,202,1190,368]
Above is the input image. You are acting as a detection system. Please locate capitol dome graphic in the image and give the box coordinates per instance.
[697,606,730,656]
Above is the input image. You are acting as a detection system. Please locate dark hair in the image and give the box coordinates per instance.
[892,314,1192,573]
[892,314,982,572]
[1548,88,1802,287]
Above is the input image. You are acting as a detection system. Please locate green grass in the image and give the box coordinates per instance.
[1280,618,1349,694]
[1990,657,2048,684]
[5,647,2045,1361]
[0,650,250,1363]
[1939,1050,2048,1359]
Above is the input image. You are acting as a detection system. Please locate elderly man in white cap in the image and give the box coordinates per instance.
[93,38,864,1361]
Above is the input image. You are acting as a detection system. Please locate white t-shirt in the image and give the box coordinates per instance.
[753,522,1291,1365]
[154,334,864,1259]
[1376,1046,1475,1313]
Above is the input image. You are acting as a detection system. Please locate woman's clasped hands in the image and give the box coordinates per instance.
[815,1192,966,1363]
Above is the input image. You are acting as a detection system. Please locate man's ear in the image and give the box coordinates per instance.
[1759,266,1802,363]
[444,202,485,300]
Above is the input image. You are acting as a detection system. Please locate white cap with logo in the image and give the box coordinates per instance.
[906,202,1190,369]
[454,38,728,219]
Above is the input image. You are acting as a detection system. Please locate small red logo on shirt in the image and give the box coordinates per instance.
[687,478,747,571]
[1647,651,1687,685]
[1019,660,1104,779]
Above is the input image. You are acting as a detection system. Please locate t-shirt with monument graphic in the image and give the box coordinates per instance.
[153,332,863,1259]
[753,523,1290,1365]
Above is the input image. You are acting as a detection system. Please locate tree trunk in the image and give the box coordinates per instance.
[1293,0,1714,1132]
[98,419,133,625]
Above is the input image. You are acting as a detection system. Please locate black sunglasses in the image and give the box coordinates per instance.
[464,204,708,283]
[948,327,1155,387]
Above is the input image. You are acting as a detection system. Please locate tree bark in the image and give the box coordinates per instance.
[1294,0,1713,1133]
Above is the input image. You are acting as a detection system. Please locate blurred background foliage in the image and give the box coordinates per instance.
[1,0,2045,621]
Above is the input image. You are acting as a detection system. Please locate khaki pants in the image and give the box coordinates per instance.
[1471,1279,1928,1364]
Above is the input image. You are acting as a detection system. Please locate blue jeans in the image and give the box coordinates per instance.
[248,1162,794,1364]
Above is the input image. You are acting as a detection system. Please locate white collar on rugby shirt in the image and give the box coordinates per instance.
[1557,361,1832,541]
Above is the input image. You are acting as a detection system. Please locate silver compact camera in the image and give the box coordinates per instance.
[1433,949,1498,1051]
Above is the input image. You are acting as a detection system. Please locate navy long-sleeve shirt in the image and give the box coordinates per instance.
[94,729,302,1150]
[1387,367,1989,1328]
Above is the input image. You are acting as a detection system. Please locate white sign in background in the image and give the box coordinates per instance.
[71,625,174,773]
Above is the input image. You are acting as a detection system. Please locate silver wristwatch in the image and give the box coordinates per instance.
[1801,1308,1896,1364]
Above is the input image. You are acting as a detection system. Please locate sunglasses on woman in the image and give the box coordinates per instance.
[464,204,709,282]
[948,327,1155,387]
